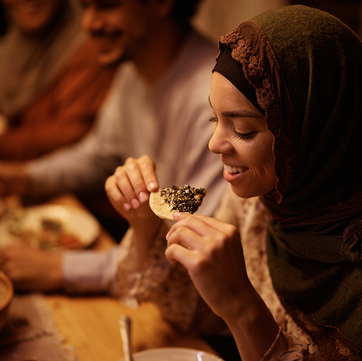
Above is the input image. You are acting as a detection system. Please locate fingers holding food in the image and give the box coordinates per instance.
[105,170,131,213]
[165,215,249,319]
[105,156,159,213]
[136,155,158,193]
[114,162,142,209]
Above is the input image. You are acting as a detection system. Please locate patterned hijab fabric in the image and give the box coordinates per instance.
[217,5,362,351]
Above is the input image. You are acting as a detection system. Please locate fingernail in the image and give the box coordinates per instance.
[123,203,131,211]
[139,191,148,203]
[148,182,157,191]
[131,198,140,209]
[173,212,181,219]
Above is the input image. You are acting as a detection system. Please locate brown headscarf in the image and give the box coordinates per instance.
[0,0,84,118]
[216,5,362,352]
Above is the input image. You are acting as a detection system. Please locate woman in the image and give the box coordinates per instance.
[2,3,360,359]
[0,0,115,160]
[164,5,362,360]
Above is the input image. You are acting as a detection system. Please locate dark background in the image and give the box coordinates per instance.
[0,1,361,38]
[0,2,6,37]
[291,0,362,36]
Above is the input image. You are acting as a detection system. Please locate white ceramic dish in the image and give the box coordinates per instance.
[0,204,100,250]
[124,348,224,361]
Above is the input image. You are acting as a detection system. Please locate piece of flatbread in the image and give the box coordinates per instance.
[149,185,207,220]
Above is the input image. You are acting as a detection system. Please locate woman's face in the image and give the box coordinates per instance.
[209,71,277,199]
[2,0,62,34]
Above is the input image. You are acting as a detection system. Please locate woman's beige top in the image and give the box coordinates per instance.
[116,185,357,360]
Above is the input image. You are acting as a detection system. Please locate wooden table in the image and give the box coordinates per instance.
[37,194,218,361]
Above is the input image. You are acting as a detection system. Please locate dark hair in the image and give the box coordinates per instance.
[139,0,202,27]
[170,0,202,27]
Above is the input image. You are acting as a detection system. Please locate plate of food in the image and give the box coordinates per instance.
[123,348,223,361]
[0,204,100,251]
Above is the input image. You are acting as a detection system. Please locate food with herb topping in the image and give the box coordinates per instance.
[6,214,82,250]
[149,185,207,220]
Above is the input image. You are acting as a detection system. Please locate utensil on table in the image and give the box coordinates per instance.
[119,314,134,361]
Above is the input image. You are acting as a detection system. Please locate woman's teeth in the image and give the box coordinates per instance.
[224,164,248,174]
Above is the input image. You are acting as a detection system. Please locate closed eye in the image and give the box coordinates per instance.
[209,117,257,140]
[233,130,257,141]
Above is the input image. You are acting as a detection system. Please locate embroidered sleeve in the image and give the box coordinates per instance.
[221,189,356,359]
[262,328,318,361]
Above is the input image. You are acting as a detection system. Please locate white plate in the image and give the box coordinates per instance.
[0,204,100,250]
[126,348,223,361]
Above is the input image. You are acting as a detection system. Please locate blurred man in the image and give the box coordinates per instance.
[0,1,233,356]
[0,0,225,296]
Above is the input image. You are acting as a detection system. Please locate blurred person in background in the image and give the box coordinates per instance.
[0,1,231,356]
[0,0,116,161]
[0,0,227,237]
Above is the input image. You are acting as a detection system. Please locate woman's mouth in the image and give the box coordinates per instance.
[223,164,249,183]
[224,164,248,174]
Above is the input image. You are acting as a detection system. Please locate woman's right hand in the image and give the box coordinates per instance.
[165,213,252,320]
[165,213,279,361]
[105,155,160,226]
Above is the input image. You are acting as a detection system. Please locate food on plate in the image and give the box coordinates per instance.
[36,218,83,249]
[149,185,207,220]
[5,211,83,250]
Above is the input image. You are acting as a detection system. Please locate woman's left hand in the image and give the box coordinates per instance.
[105,155,159,226]
[165,213,253,321]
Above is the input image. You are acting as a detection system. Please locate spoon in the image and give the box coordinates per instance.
[119,314,134,361]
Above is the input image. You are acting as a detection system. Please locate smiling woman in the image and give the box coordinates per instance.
[208,72,276,199]
[164,4,362,360]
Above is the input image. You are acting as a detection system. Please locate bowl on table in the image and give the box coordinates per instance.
[0,271,13,332]
[121,347,224,361]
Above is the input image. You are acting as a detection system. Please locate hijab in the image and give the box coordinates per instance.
[0,0,84,118]
[216,5,362,351]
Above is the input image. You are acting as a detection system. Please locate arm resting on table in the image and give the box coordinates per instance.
[63,247,120,296]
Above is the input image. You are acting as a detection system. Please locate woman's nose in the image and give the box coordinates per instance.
[208,125,232,155]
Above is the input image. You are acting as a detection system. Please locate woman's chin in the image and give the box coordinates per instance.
[231,185,256,199]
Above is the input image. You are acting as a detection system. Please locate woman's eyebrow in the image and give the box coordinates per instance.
[208,96,263,119]
[222,110,263,119]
